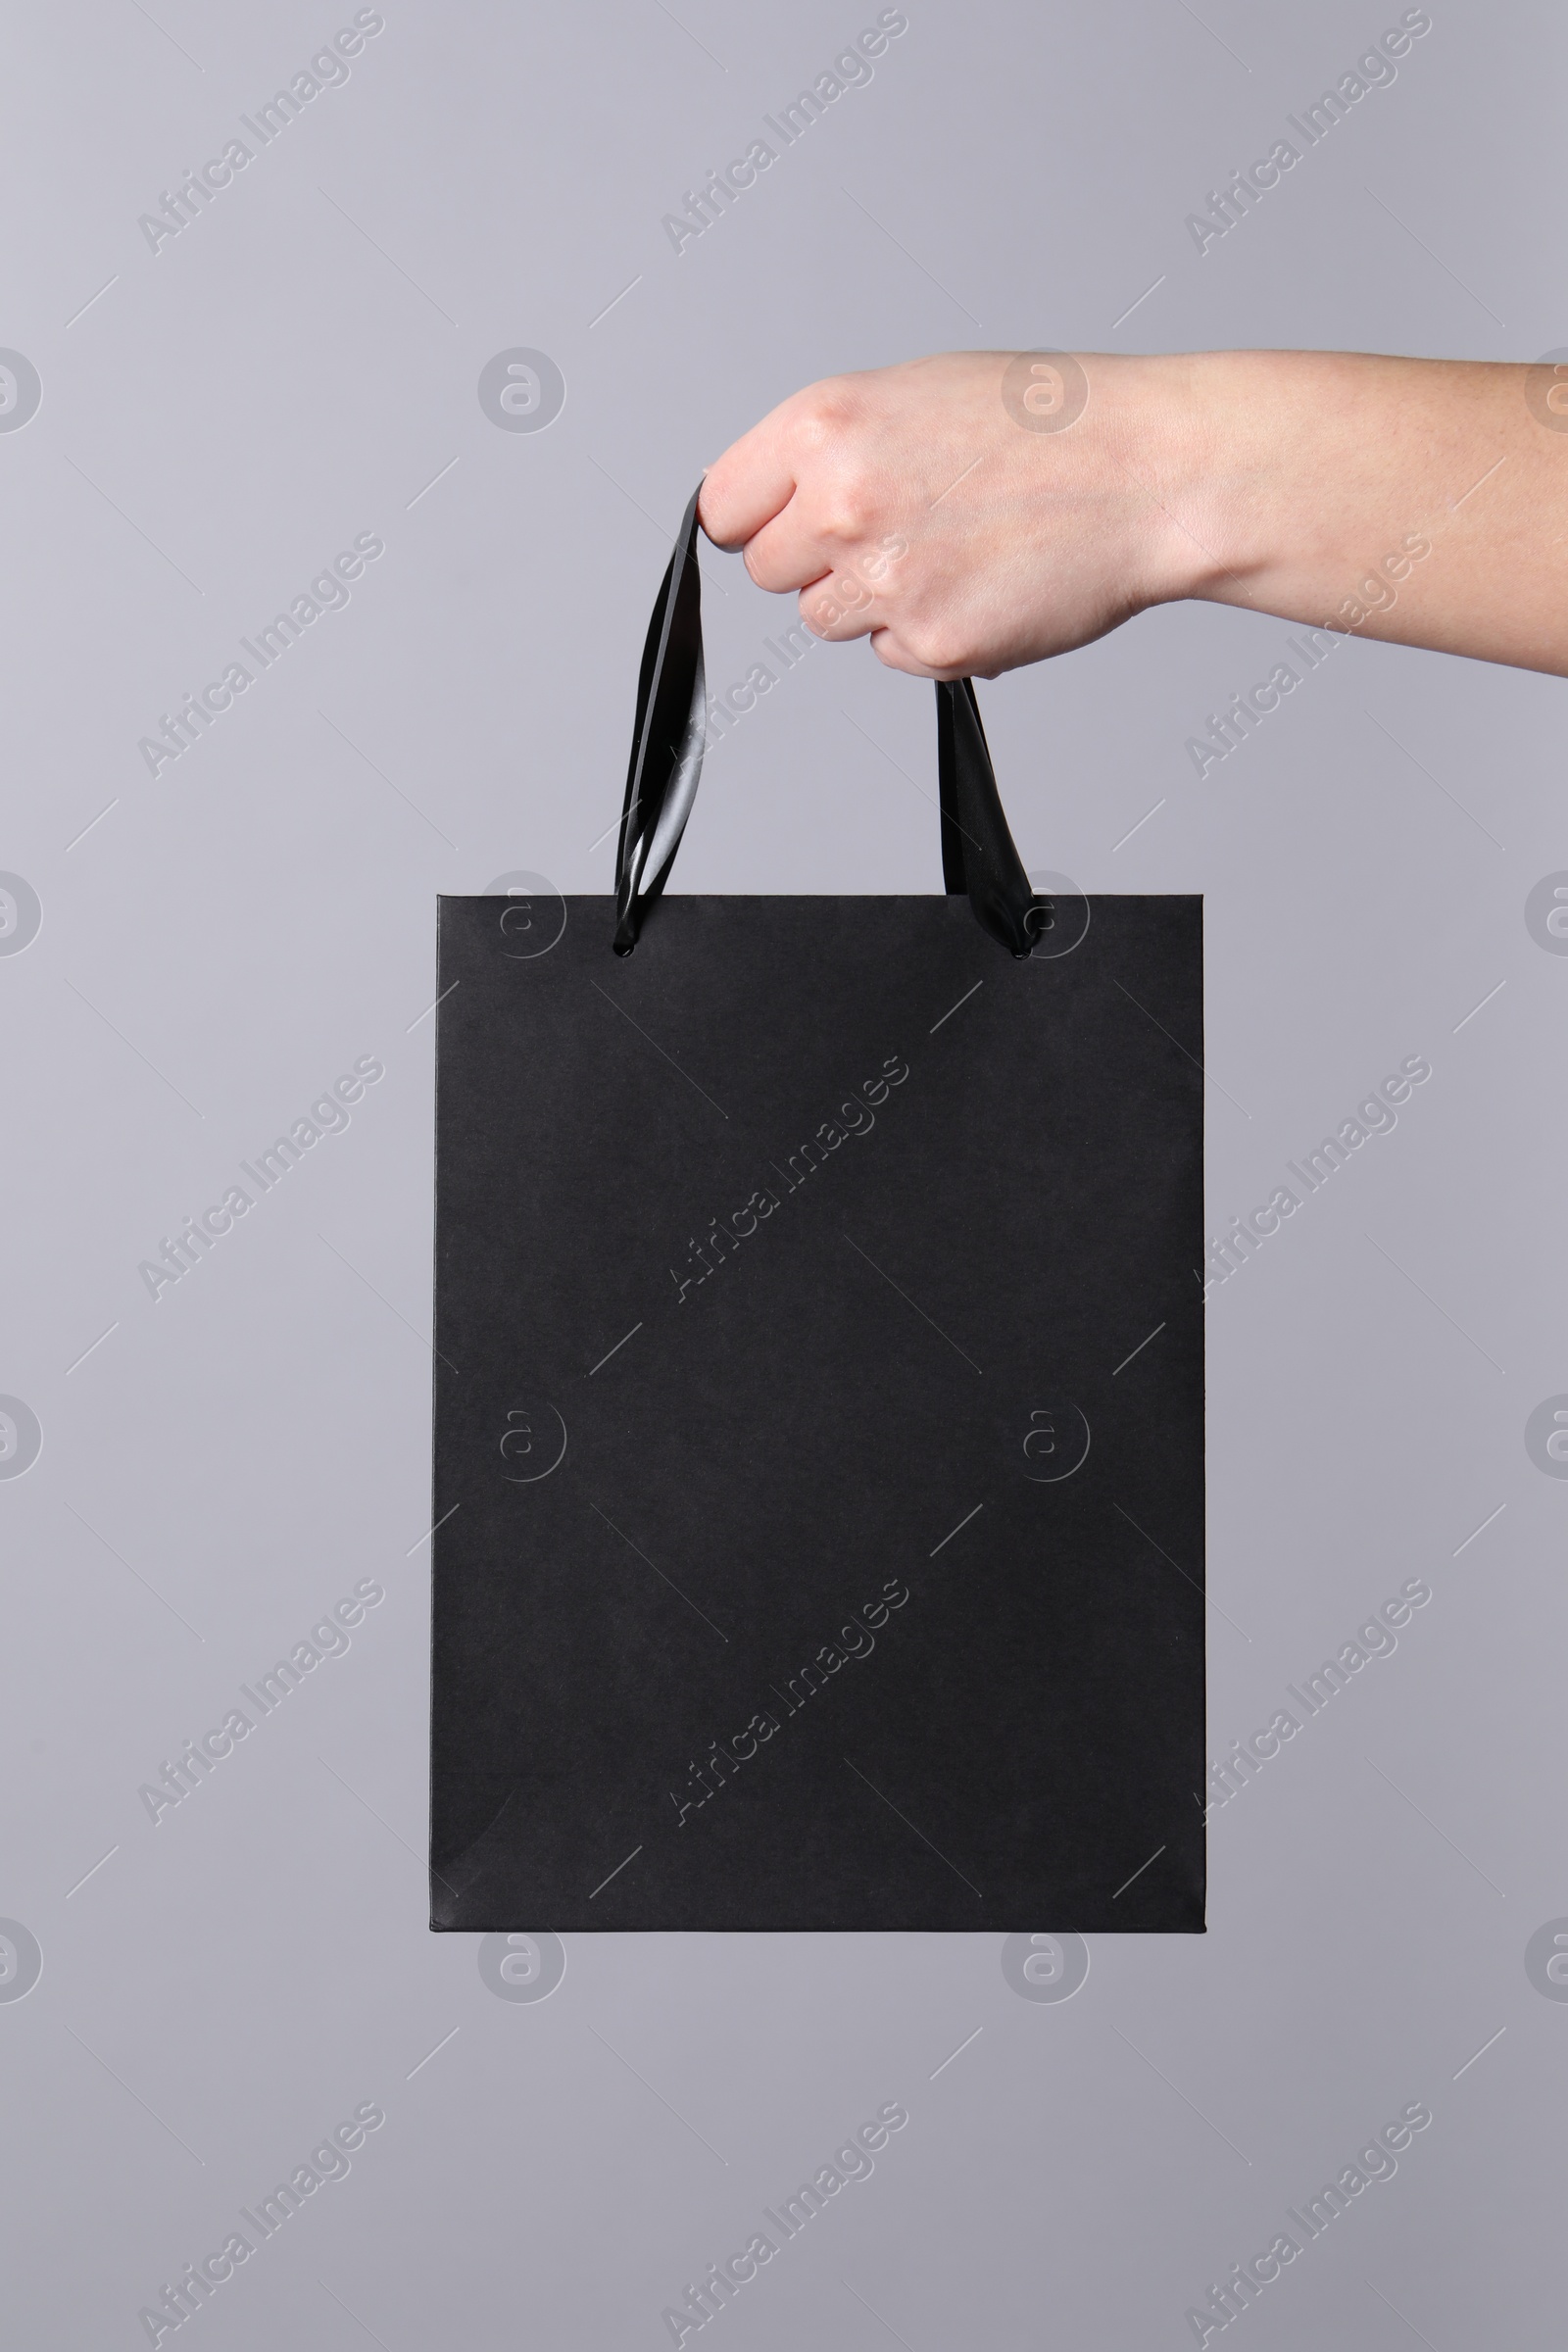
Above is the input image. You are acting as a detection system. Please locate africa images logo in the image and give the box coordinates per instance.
[136,12,387,256]
[137,1055,384,1299]
[137,536,385,779]
[661,12,909,254]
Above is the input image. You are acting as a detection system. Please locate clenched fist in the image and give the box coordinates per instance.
[698,348,1568,680]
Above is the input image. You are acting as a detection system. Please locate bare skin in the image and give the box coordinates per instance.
[698,350,1568,680]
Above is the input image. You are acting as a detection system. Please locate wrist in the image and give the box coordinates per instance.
[1147,349,1415,624]
[1104,350,1275,612]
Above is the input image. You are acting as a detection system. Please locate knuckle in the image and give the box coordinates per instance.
[811,464,876,547]
[790,381,857,456]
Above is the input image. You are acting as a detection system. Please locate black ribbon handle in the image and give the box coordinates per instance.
[613,484,1050,957]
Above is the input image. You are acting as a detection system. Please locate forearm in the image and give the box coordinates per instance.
[1155,350,1568,675]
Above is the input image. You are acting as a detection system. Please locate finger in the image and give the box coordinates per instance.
[868,627,974,683]
[868,626,941,679]
[699,408,801,550]
[744,496,846,593]
[797,567,881,644]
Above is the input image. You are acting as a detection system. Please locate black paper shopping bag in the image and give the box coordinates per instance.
[429,490,1204,1933]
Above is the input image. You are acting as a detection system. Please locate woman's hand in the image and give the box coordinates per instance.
[699,348,1568,679]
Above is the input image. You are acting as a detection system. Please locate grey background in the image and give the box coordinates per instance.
[3,0,1562,2343]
